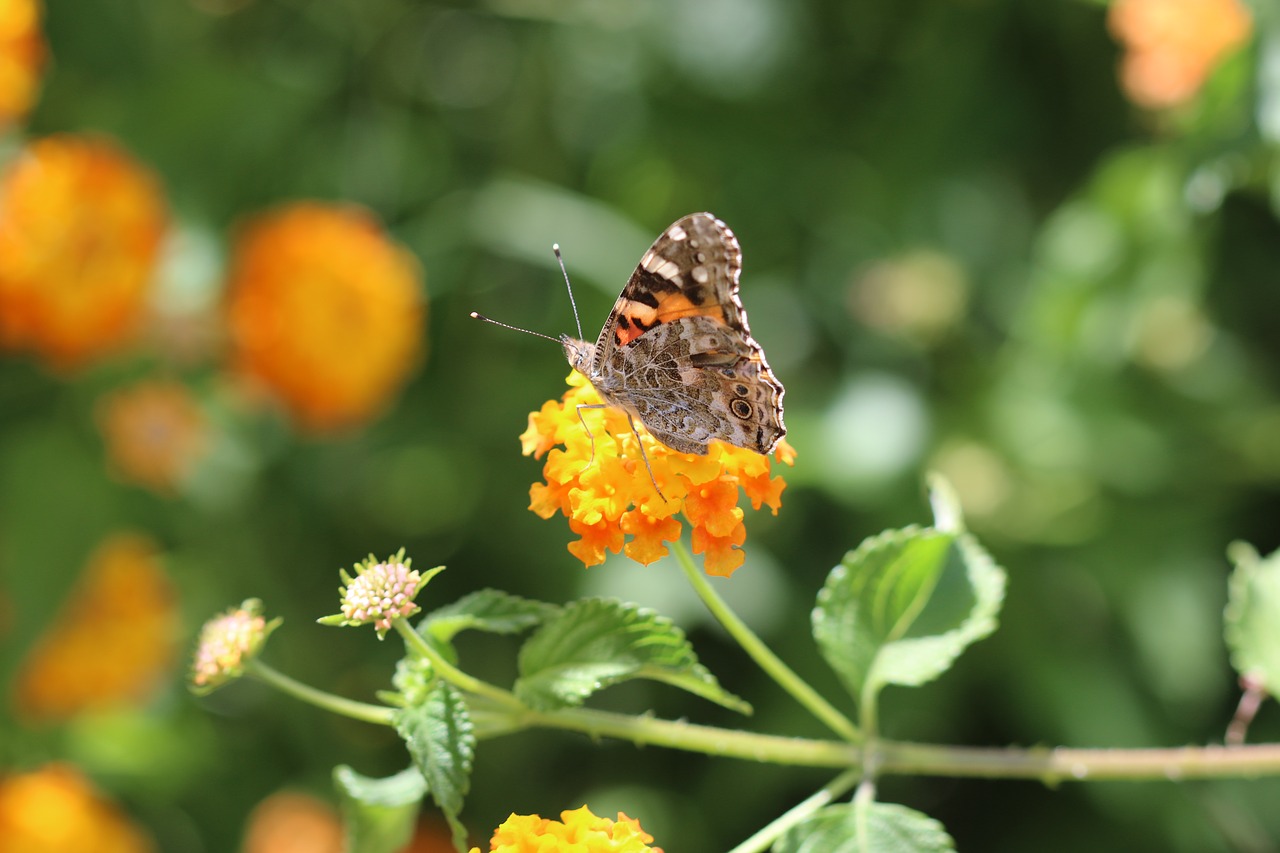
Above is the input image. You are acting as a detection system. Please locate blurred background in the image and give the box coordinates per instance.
[2,0,1280,850]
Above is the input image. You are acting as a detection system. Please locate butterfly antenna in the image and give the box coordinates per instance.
[553,243,586,341]
[469,312,560,344]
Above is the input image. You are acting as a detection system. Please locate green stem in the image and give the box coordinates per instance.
[727,769,860,853]
[504,702,860,767]
[247,660,394,725]
[248,657,1280,782]
[392,619,524,712]
[876,740,1280,783]
[673,540,861,742]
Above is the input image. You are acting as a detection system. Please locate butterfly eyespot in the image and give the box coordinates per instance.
[733,383,750,397]
[731,399,753,420]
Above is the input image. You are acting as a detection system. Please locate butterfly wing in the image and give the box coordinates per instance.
[590,213,786,456]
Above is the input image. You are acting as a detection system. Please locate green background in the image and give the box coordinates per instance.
[3,0,1280,850]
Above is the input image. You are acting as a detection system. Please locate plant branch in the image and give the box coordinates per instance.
[876,740,1280,782]
[482,698,1280,782]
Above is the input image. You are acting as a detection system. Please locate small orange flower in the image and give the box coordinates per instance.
[242,791,343,853]
[468,806,663,853]
[0,0,45,129]
[1109,0,1252,109]
[522,373,794,576]
[402,818,457,853]
[225,202,425,431]
[97,379,208,495]
[13,533,179,722]
[0,135,167,368]
[0,764,154,853]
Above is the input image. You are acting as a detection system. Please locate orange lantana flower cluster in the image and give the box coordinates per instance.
[226,203,425,432]
[1108,0,1252,109]
[523,373,795,577]
[470,806,662,853]
[0,135,167,368]
[0,764,154,853]
[13,533,178,721]
[0,0,45,129]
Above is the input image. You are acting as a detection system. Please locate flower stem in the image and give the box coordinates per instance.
[247,660,394,725]
[393,618,524,712]
[727,769,860,853]
[672,539,861,743]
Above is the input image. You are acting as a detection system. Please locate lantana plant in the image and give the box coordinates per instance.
[192,419,1280,852]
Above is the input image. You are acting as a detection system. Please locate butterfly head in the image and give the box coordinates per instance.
[561,335,596,377]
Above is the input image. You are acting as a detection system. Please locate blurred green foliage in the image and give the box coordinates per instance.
[3,0,1280,850]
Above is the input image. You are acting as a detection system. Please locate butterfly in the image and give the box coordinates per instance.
[559,212,786,458]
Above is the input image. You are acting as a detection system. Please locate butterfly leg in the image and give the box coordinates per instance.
[575,403,607,474]
[573,404,668,502]
[625,413,667,502]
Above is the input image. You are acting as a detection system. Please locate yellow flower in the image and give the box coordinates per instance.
[97,379,208,495]
[0,0,45,129]
[225,202,424,432]
[14,533,179,722]
[0,135,167,368]
[0,764,154,853]
[468,806,662,853]
[522,373,794,577]
[1108,0,1252,109]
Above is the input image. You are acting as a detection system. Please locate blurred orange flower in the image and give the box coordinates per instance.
[1109,0,1252,109]
[469,806,662,853]
[0,135,168,368]
[241,791,343,853]
[97,379,208,495]
[225,202,425,432]
[0,0,45,129]
[523,372,794,577]
[13,533,179,722]
[402,818,457,853]
[0,764,154,853]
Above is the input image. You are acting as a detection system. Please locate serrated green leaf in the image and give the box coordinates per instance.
[515,598,749,713]
[421,589,559,644]
[393,681,474,849]
[812,526,1005,707]
[1224,542,1280,693]
[333,766,426,853]
[773,802,955,853]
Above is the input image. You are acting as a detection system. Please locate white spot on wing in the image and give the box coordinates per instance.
[668,225,688,241]
[691,266,709,284]
[654,259,682,280]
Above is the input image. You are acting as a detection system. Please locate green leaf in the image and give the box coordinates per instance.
[1224,542,1280,693]
[773,802,955,853]
[393,680,474,849]
[333,766,426,853]
[515,598,749,713]
[812,526,1005,707]
[421,589,559,643]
